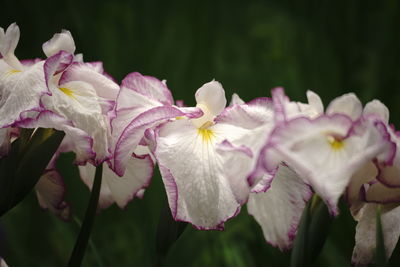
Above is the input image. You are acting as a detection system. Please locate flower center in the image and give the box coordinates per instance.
[327,135,345,151]
[198,128,215,143]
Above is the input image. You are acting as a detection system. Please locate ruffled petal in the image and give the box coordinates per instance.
[247,165,312,250]
[43,50,73,86]
[263,115,392,214]
[42,30,76,58]
[35,169,70,220]
[326,93,362,120]
[364,182,400,203]
[352,203,400,266]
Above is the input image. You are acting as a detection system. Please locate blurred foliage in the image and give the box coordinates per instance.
[1,0,400,266]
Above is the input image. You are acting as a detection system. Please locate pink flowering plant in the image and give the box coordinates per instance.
[1,23,400,266]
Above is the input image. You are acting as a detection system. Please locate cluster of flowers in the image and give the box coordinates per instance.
[1,23,400,265]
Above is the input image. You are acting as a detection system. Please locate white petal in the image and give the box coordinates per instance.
[263,115,391,214]
[364,99,389,124]
[42,30,76,57]
[192,80,226,127]
[352,203,400,266]
[0,60,48,128]
[247,165,312,250]
[155,119,240,229]
[326,93,362,120]
[229,93,245,106]
[0,23,23,70]
[364,181,400,203]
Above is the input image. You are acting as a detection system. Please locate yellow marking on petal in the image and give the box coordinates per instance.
[59,87,76,99]
[198,128,215,144]
[6,69,21,76]
[199,121,214,129]
[175,116,185,120]
[327,135,345,151]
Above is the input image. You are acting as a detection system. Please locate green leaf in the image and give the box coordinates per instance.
[155,195,187,266]
[375,206,387,267]
[0,128,65,216]
[290,195,333,267]
[290,198,311,267]
[68,163,103,267]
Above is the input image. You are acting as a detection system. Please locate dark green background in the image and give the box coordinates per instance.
[1,0,400,266]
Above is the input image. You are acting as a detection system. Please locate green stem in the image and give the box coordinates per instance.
[68,163,103,267]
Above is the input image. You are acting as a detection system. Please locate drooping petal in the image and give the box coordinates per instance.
[35,169,70,220]
[247,165,312,251]
[80,149,154,209]
[42,30,76,58]
[155,119,241,230]
[352,203,400,266]
[364,182,400,204]
[326,93,362,120]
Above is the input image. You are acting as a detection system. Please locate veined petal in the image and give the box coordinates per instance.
[326,93,362,120]
[121,72,173,105]
[352,203,400,266]
[59,62,119,100]
[0,60,48,128]
[155,119,241,229]
[35,169,70,220]
[42,79,110,163]
[42,30,76,58]
[247,165,312,251]
[263,115,391,214]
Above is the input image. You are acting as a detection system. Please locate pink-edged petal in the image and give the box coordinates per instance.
[271,87,301,123]
[43,50,73,86]
[121,72,173,105]
[155,119,241,230]
[0,60,48,128]
[352,203,400,266]
[263,115,392,214]
[114,106,196,176]
[15,110,95,164]
[364,100,389,124]
[42,30,76,58]
[59,62,119,100]
[247,165,312,251]
[326,93,362,120]
[35,169,70,220]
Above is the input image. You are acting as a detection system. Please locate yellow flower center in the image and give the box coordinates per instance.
[6,69,21,76]
[198,128,215,143]
[327,135,345,151]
